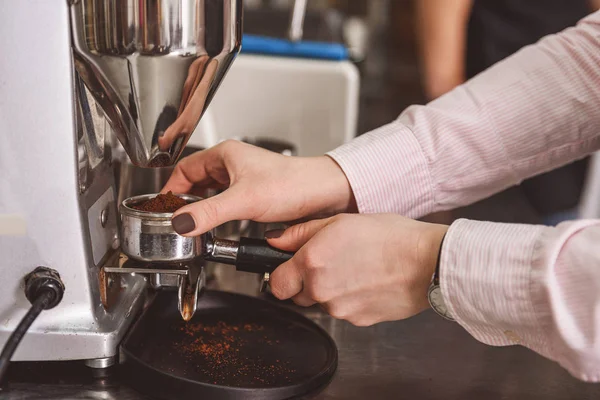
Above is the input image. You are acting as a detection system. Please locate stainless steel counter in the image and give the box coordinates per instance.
[3,266,600,400]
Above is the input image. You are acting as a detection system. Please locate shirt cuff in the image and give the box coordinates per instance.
[440,219,552,357]
[327,121,435,218]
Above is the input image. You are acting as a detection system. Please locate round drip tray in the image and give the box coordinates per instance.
[121,290,338,399]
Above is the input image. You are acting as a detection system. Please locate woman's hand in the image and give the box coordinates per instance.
[267,214,448,326]
[162,140,356,236]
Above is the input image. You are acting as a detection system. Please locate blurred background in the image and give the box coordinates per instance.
[242,0,423,134]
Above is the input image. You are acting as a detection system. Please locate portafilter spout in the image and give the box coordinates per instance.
[69,0,242,167]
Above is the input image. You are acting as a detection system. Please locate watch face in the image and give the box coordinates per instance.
[428,286,453,320]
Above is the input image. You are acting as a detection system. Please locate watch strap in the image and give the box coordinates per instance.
[432,233,447,286]
[427,232,455,321]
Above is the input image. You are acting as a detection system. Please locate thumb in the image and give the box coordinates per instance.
[171,187,247,236]
[266,217,333,252]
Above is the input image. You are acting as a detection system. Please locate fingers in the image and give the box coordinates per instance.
[270,258,304,301]
[265,217,333,252]
[161,152,207,195]
[161,143,231,195]
[291,292,317,307]
[268,218,334,304]
[171,186,248,235]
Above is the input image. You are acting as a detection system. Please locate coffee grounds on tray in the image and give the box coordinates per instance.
[178,321,297,386]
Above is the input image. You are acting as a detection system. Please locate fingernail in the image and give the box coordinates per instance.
[264,229,284,239]
[172,213,196,235]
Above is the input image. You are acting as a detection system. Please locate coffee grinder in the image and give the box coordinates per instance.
[0,0,242,371]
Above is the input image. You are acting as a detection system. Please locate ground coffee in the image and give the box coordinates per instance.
[176,319,298,386]
[133,191,187,213]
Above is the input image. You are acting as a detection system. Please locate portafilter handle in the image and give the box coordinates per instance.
[206,237,294,274]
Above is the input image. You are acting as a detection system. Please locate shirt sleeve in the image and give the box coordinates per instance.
[328,10,600,218]
[441,219,600,382]
[326,10,600,383]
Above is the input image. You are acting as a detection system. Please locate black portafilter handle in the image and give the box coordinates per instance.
[205,236,294,274]
[236,237,294,274]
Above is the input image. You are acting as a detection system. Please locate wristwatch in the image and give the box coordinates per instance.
[427,234,454,321]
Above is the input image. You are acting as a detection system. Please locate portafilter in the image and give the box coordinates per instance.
[114,194,293,320]
[118,194,293,304]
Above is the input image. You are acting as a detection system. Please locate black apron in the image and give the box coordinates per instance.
[465,0,592,216]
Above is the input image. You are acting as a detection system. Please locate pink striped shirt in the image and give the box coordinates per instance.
[328,10,600,381]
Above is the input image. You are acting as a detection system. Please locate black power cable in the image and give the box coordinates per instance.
[0,291,53,386]
[0,267,65,391]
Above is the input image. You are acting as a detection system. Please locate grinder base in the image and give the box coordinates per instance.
[120,290,337,399]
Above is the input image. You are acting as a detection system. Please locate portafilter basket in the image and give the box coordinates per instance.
[121,194,204,263]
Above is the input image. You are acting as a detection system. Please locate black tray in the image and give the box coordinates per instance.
[121,290,338,399]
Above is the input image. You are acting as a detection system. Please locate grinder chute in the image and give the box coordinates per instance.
[70,0,242,167]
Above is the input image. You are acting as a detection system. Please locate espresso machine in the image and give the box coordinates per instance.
[0,0,242,370]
